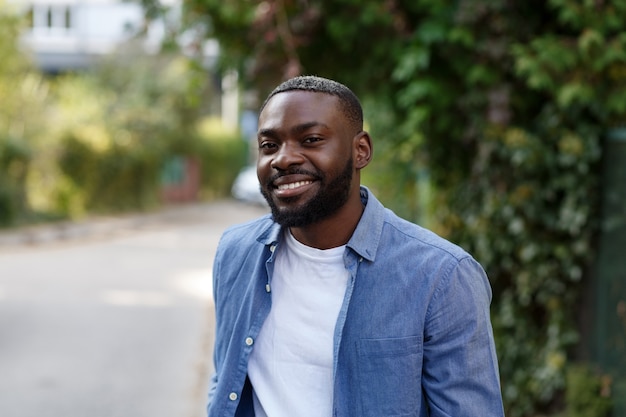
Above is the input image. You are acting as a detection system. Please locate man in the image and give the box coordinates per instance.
[208,76,504,416]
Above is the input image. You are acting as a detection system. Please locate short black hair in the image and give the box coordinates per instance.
[260,76,363,132]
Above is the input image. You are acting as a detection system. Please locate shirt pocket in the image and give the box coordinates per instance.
[357,335,423,417]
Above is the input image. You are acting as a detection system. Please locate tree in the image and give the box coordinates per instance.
[0,0,48,225]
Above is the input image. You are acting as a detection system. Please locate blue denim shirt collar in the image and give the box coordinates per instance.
[255,220,280,247]
[346,186,384,262]
[253,186,383,262]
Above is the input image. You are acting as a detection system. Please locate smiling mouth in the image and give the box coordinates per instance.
[276,180,313,191]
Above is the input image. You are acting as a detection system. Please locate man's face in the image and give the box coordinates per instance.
[256,91,358,228]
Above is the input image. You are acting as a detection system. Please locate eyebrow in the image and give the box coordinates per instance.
[258,121,330,139]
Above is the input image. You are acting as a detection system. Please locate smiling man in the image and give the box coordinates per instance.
[207,76,504,417]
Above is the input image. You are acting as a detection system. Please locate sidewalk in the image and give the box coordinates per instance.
[0,200,268,249]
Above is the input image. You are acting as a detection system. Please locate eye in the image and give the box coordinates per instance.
[303,136,323,144]
[259,141,278,151]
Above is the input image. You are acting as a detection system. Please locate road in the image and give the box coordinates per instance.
[0,200,268,417]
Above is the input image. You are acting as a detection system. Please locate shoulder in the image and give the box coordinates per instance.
[354,187,476,268]
[379,210,493,307]
[382,209,491,297]
[381,208,471,263]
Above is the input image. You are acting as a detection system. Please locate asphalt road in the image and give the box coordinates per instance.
[0,200,268,417]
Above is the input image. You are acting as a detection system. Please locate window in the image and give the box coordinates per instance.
[28,4,73,32]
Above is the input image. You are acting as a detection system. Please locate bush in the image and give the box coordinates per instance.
[565,365,613,417]
[58,131,164,213]
[401,2,623,414]
[194,117,248,200]
[0,135,31,226]
[0,2,48,226]
[49,71,167,215]
[46,52,243,217]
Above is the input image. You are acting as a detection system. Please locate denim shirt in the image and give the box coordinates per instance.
[208,187,504,417]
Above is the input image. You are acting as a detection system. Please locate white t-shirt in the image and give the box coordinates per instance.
[247,230,350,417]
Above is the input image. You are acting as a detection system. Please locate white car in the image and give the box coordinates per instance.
[231,166,268,206]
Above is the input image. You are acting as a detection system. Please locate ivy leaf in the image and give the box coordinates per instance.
[557,81,593,108]
[392,45,430,81]
[416,20,447,44]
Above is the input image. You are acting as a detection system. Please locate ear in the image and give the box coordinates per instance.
[354,131,373,169]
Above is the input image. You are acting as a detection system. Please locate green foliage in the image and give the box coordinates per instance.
[0,1,48,226]
[58,130,163,214]
[0,9,245,225]
[564,365,613,417]
[50,60,177,214]
[512,7,626,124]
[49,52,240,216]
[189,0,626,415]
[0,135,31,226]
[445,118,602,416]
[397,2,621,415]
[0,1,27,76]
[194,119,248,200]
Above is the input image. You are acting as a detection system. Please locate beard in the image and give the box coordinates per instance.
[260,157,354,228]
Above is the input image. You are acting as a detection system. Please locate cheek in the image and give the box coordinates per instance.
[319,147,352,173]
[256,162,268,184]
[257,153,271,169]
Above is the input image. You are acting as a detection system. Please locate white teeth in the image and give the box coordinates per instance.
[277,180,312,190]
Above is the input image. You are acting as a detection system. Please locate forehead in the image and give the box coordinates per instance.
[259,91,342,129]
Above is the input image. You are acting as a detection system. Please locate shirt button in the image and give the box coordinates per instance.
[229,392,238,401]
[245,337,254,346]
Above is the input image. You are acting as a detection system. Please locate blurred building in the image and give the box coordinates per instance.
[12,0,173,72]
[7,0,219,74]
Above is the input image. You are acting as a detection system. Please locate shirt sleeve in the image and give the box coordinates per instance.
[422,257,505,416]
[207,372,218,411]
[207,238,223,416]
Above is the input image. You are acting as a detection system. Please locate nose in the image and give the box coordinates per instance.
[270,142,305,170]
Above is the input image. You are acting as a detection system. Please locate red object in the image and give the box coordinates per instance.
[160,157,201,203]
